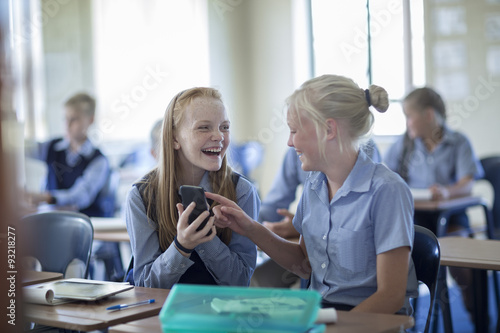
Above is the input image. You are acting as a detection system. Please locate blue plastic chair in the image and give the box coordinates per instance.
[21,211,94,278]
[412,225,441,333]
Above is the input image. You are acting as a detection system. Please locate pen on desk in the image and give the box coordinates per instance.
[106,299,155,310]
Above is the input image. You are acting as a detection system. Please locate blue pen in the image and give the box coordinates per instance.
[106,299,155,310]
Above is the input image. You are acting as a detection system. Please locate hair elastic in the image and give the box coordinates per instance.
[364,89,372,106]
[174,235,194,253]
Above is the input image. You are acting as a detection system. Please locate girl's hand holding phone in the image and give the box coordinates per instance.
[205,192,256,236]
[175,202,216,256]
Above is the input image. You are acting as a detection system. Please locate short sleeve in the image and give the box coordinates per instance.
[371,171,414,254]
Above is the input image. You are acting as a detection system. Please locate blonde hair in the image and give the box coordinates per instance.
[139,87,236,252]
[286,75,388,159]
[64,93,96,117]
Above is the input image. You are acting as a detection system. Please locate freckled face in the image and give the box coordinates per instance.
[286,107,321,172]
[174,97,230,177]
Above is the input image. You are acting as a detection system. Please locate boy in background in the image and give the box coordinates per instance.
[28,93,123,280]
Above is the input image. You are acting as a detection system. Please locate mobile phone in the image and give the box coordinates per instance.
[179,185,212,235]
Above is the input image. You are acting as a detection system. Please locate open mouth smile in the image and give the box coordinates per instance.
[202,147,222,156]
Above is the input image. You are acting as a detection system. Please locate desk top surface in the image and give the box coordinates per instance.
[22,271,63,286]
[438,237,500,270]
[414,195,483,211]
[24,286,170,331]
[108,310,414,333]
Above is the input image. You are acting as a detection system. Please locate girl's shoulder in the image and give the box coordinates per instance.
[233,171,256,193]
[372,162,410,192]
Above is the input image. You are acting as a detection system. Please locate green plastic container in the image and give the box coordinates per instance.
[159,284,323,333]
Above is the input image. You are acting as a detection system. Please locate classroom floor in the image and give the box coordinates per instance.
[411,271,498,333]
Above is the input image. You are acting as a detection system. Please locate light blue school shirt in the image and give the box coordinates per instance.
[259,139,382,222]
[125,171,260,289]
[293,151,418,314]
[384,127,484,187]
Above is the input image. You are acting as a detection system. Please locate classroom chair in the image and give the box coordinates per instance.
[412,225,441,333]
[480,155,500,236]
[480,156,500,313]
[123,256,134,285]
[21,211,94,279]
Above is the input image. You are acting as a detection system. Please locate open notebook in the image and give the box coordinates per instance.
[23,278,133,305]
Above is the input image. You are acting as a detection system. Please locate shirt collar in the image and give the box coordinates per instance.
[54,138,95,158]
[308,150,375,198]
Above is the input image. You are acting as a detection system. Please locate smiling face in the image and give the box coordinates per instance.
[287,107,322,172]
[174,96,230,181]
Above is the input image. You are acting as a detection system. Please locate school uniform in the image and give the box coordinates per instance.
[258,139,382,223]
[384,126,484,232]
[293,151,418,315]
[38,137,122,280]
[42,137,110,216]
[126,171,260,289]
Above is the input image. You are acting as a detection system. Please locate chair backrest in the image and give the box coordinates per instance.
[21,211,94,278]
[412,225,441,333]
[480,156,500,234]
[123,256,134,284]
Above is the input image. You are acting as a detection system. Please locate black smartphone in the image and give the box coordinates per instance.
[179,185,212,235]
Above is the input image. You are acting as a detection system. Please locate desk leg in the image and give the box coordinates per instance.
[435,267,454,333]
[472,269,489,333]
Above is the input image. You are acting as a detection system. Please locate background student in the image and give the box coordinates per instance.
[383,86,484,315]
[384,87,484,234]
[208,75,418,314]
[26,92,123,280]
[125,87,260,289]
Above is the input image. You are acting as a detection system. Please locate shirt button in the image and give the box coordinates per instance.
[180,264,185,268]
[199,250,204,254]
[322,234,327,240]
[321,263,326,269]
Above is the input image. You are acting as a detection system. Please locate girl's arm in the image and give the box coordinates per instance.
[206,191,311,279]
[125,187,197,288]
[430,175,474,200]
[352,246,411,314]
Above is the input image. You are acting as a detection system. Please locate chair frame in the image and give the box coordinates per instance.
[412,225,441,333]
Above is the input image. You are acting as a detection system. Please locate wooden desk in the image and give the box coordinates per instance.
[24,286,170,331]
[438,237,500,333]
[109,311,414,333]
[414,196,494,238]
[91,217,130,242]
[22,271,63,286]
[94,230,130,242]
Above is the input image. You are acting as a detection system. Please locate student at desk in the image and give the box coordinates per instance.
[26,92,123,280]
[383,87,484,316]
[125,87,259,289]
[208,75,418,314]
[383,87,484,235]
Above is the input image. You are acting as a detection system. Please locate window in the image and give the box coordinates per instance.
[310,0,425,136]
[92,0,210,143]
